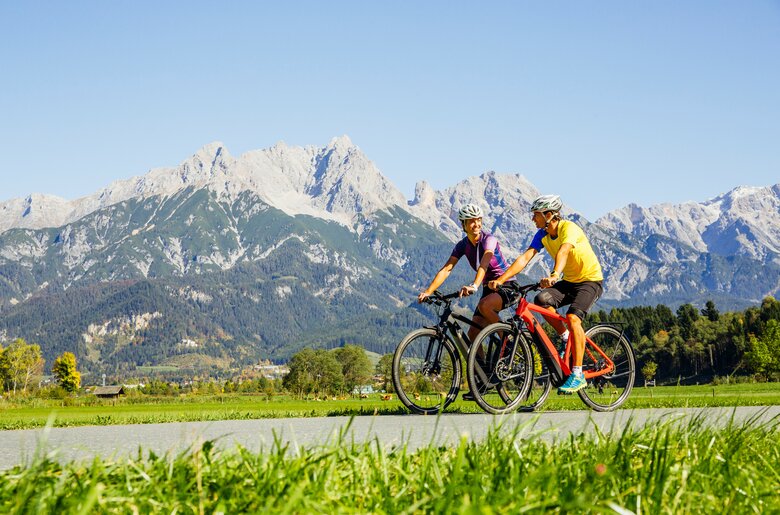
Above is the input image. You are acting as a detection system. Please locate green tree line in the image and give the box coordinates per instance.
[2,296,778,395]
[589,297,780,382]
[283,344,374,398]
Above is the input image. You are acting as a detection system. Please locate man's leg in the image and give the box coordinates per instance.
[535,287,568,338]
[558,282,602,393]
[558,312,588,393]
[541,307,567,335]
[564,281,602,370]
[567,313,585,367]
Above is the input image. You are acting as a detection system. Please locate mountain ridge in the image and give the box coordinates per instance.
[3,138,777,259]
[0,137,777,373]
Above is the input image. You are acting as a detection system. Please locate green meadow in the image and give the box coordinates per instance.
[0,414,777,513]
[1,383,778,430]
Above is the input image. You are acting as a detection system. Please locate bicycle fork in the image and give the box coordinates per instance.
[423,327,449,376]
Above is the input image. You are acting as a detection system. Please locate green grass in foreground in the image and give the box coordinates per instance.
[1,413,777,513]
[0,383,778,430]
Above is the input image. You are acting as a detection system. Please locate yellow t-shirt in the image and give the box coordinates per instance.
[531,220,603,283]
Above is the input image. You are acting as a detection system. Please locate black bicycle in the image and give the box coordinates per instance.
[392,291,533,414]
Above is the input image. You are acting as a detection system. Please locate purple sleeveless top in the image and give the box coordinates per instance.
[450,231,514,284]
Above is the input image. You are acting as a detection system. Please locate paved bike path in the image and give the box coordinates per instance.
[1,406,777,470]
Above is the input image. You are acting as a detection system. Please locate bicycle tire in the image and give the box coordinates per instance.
[577,324,635,411]
[466,322,534,415]
[392,328,461,414]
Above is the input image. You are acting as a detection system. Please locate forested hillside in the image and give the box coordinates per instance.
[589,296,780,382]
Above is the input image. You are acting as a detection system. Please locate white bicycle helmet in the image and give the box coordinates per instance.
[530,195,562,213]
[457,203,483,220]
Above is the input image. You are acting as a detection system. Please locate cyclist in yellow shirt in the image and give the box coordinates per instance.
[488,195,603,393]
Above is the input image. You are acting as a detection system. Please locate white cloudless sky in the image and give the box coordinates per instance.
[0,1,778,220]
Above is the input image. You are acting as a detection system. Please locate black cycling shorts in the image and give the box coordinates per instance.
[473,282,515,317]
[534,280,603,320]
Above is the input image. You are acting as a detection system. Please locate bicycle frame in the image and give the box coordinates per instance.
[513,291,617,384]
[424,292,491,385]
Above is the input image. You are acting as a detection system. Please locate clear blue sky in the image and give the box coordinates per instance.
[1,1,778,220]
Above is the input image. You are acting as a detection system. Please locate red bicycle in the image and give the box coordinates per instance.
[466,283,636,414]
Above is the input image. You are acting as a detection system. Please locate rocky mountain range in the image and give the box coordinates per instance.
[0,136,777,374]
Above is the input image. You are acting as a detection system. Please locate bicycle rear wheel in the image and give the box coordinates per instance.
[466,322,533,415]
[392,328,461,414]
[578,325,635,411]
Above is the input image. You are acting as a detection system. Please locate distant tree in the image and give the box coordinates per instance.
[312,350,343,397]
[223,380,237,393]
[52,352,81,392]
[262,378,276,399]
[0,344,8,391]
[1,339,44,393]
[205,381,219,395]
[701,300,720,322]
[376,353,394,392]
[333,345,372,396]
[743,320,780,381]
[284,348,344,398]
[641,361,658,385]
[760,296,780,324]
[676,304,700,340]
[284,348,317,399]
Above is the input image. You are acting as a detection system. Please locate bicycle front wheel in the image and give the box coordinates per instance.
[392,328,461,414]
[518,342,553,412]
[578,324,635,411]
[466,322,533,415]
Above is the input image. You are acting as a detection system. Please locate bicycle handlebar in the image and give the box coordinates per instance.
[422,290,461,306]
[422,282,540,307]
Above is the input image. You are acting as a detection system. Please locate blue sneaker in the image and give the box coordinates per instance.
[558,372,587,394]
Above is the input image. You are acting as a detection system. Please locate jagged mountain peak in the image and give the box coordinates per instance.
[0,137,413,234]
[598,182,780,263]
[410,181,436,207]
[304,137,408,220]
[194,141,229,158]
[0,193,73,233]
[325,134,355,150]
[24,193,67,204]
[179,141,235,184]
[405,171,546,250]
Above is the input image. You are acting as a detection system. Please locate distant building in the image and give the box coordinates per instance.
[352,385,375,395]
[253,360,289,380]
[93,386,125,398]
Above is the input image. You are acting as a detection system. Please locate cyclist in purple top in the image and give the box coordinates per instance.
[418,203,516,345]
